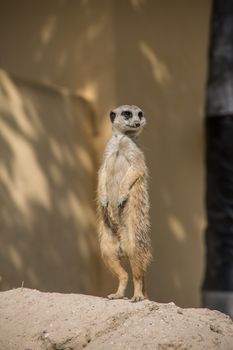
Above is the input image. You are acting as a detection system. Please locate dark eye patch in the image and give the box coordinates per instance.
[109,111,116,123]
[138,111,143,119]
[121,110,133,119]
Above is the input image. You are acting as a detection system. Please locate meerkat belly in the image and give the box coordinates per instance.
[106,153,130,206]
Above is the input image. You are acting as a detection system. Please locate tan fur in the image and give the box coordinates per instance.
[97,105,152,302]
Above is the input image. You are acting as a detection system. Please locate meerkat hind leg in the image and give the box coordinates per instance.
[130,260,146,302]
[101,233,128,299]
[105,256,128,299]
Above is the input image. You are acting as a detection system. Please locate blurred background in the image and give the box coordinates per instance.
[0,0,212,307]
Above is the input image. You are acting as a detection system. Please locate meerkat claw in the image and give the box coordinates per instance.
[117,197,127,208]
[101,197,108,208]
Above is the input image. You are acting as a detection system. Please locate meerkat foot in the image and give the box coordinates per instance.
[131,295,146,302]
[107,293,125,300]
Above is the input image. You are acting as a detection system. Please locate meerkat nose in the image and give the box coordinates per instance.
[135,122,140,128]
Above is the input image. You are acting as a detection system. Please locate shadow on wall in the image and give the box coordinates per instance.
[0,70,101,294]
[0,0,212,307]
[0,0,116,120]
[111,0,211,307]
[0,0,115,297]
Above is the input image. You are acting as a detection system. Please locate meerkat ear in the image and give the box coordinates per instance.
[109,111,116,123]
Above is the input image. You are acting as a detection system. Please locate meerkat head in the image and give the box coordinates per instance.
[109,105,146,136]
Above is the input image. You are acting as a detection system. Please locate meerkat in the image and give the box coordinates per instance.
[97,105,152,302]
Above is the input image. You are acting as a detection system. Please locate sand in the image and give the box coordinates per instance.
[0,288,233,350]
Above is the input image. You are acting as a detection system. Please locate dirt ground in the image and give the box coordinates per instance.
[0,288,233,350]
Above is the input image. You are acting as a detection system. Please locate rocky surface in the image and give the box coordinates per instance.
[0,288,233,349]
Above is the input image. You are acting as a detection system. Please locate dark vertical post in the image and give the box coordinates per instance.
[202,0,233,318]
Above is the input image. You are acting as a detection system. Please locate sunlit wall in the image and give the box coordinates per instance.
[0,0,211,307]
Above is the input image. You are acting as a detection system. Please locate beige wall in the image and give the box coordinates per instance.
[0,0,211,307]
[0,71,101,294]
[114,0,211,307]
[0,0,116,128]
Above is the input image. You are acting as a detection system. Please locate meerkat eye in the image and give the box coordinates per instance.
[109,111,116,123]
[122,110,132,119]
[138,111,143,119]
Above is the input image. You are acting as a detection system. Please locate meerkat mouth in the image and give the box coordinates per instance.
[126,125,141,129]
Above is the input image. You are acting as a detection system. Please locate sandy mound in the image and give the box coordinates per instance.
[0,288,233,349]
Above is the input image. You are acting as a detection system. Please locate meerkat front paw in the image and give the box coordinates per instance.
[100,196,108,208]
[117,194,128,208]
